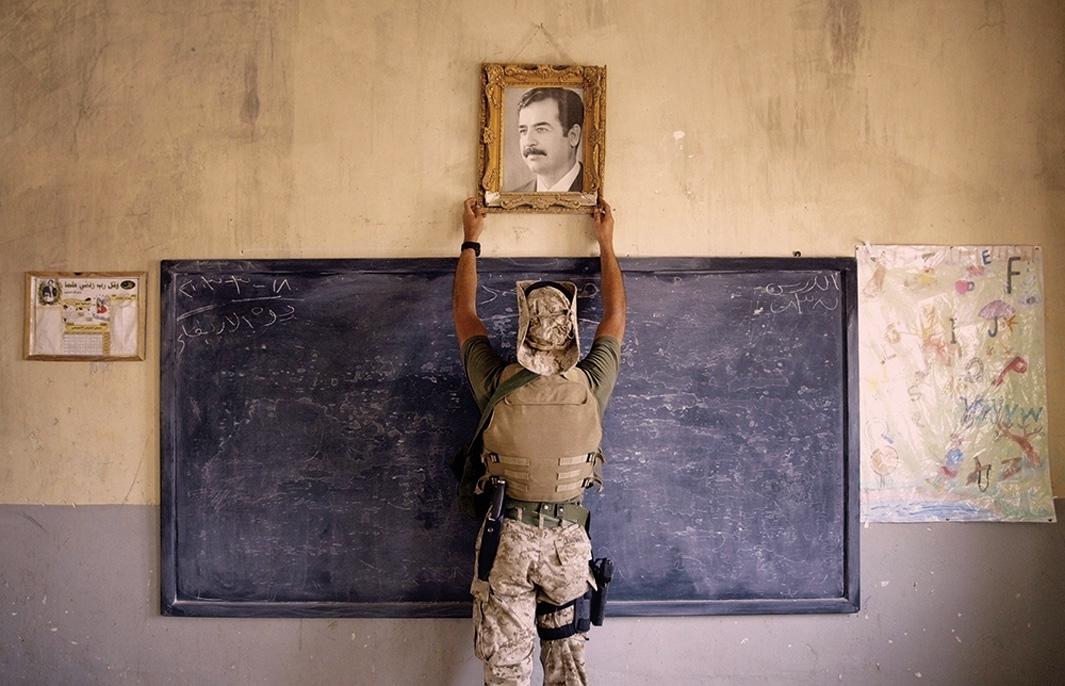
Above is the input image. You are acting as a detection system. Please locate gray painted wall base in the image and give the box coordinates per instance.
[2,503,1063,685]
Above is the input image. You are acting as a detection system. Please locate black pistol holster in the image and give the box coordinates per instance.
[589,557,614,626]
[476,477,507,581]
[535,557,614,641]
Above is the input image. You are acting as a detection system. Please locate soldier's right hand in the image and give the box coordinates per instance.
[463,197,487,242]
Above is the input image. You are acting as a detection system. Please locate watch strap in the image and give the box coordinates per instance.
[461,241,481,257]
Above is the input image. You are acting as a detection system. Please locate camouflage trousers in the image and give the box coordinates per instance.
[471,517,595,686]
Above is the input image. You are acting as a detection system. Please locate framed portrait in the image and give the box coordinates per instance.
[478,63,606,213]
[24,271,147,361]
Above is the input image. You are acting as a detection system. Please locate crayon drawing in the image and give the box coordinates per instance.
[857,245,1055,522]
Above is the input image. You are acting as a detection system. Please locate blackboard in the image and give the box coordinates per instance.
[161,258,859,617]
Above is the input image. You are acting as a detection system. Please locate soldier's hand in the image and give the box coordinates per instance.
[594,199,614,247]
[463,197,486,242]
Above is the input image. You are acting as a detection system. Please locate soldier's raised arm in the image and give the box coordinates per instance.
[593,199,626,341]
[453,197,488,345]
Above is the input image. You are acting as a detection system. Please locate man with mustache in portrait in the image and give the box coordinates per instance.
[507,87,585,193]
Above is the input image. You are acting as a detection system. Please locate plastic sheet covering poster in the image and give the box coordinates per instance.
[857,245,1055,522]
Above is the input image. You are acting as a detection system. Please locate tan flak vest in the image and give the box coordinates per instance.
[481,363,604,503]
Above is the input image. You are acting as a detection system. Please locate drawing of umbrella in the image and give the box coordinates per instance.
[979,299,1014,337]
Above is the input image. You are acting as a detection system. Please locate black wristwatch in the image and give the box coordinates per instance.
[461,241,481,257]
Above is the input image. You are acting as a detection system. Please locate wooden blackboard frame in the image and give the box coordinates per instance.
[161,257,859,618]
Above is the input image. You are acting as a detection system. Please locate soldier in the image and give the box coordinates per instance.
[453,196,626,685]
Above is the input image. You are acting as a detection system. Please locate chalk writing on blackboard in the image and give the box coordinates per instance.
[174,274,299,355]
[759,274,840,315]
[177,275,293,299]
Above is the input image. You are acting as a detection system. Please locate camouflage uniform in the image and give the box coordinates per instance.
[472,518,594,686]
[462,334,622,686]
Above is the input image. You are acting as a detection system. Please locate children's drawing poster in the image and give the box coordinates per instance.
[857,246,1055,522]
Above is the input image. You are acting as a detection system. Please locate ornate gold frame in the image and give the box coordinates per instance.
[478,63,606,213]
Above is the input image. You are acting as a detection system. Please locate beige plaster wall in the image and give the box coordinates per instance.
[1,0,1062,504]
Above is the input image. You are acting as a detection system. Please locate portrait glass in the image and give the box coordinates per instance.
[503,86,585,194]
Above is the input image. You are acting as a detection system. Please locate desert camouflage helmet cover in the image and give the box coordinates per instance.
[515,280,580,375]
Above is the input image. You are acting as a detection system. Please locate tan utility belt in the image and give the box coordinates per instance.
[503,498,589,529]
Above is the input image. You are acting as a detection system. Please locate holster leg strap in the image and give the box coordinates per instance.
[535,593,591,641]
